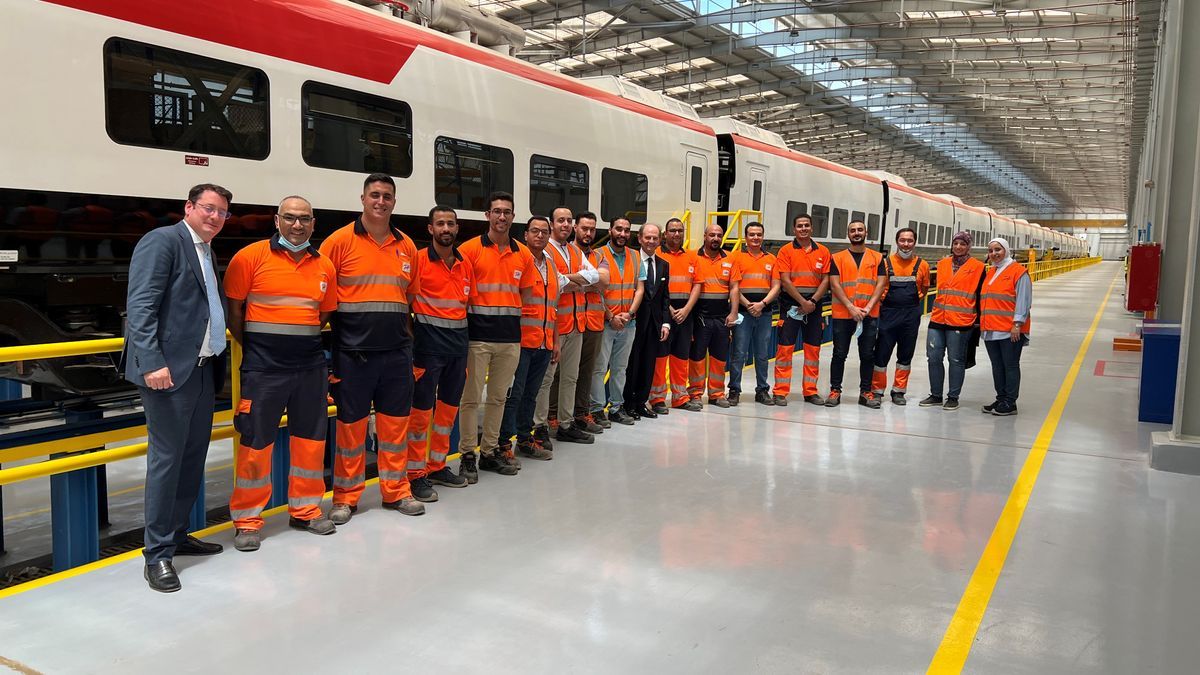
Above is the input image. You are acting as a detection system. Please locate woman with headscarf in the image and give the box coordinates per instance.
[980,237,1032,415]
[922,231,986,410]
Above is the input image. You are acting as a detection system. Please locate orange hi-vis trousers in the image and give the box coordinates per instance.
[773,310,824,398]
[407,352,467,478]
[688,315,730,400]
[230,366,328,531]
[331,348,414,506]
[651,313,695,406]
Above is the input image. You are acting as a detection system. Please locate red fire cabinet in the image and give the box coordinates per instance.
[1126,243,1161,312]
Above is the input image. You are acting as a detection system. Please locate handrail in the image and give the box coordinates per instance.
[706,210,760,253]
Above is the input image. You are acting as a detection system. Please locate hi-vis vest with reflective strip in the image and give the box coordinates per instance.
[520,253,560,350]
[582,248,605,331]
[980,261,1031,334]
[548,240,587,335]
[778,239,831,297]
[319,220,417,350]
[733,249,775,302]
[831,248,883,319]
[695,248,735,317]
[931,257,986,327]
[599,243,641,316]
[228,239,331,337]
[458,233,529,343]
[411,248,469,331]
[659,246,698,309]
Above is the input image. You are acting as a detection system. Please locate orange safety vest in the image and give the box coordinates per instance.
[980,262,1031,334]
[775,238,831,303]
[582,247,605,331]
[694,248,735,317]
[930,257,985,327]
[520,252,560,350]
[733,249,776,303]
[547,239,587,335]
[659,246,699,308]
[598,243,641,317]
[831,248,883,319]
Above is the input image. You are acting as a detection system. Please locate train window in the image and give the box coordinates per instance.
[918,221,927,244]
[943,226,951,246]
[434,136,514,211]
[104,38,270,160]
[530,154,588,218]
[690,166,703,203]
[301,81,411,177]
[752,180,764,212]
[810,205,830,238]
[866,214,880,241]
[601,168,648,224]
[784,201,808,236]
[832,208,849,239]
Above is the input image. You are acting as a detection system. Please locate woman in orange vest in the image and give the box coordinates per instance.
[922,231,986,410]
[981,237,1031,416]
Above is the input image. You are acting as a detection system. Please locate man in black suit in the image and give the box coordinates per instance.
[121,183,231,592]
[622,223,671,419]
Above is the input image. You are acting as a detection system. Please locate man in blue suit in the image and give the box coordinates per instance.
[121,183,232,592]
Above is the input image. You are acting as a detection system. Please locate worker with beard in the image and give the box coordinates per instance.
[589,217,643,426]
[685,223,739,410]
[649,218,702,413]
[827,220,886,408]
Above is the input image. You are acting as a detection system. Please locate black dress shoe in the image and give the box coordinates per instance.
[145,560,181,593]
[635,405,658,419]
[175,535,223,556]
[624,406,642,420]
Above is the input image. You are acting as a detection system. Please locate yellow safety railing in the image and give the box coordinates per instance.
[1026,255,1101,282]
[705,210,761,253]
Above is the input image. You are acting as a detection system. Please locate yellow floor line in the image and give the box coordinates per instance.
[927,273,1118,673]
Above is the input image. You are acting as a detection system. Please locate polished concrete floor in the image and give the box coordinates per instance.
[2,261,1198,674]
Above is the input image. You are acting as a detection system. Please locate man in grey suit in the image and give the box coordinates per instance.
[121,183,231,592]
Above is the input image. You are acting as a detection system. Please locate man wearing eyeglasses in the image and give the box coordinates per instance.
[224,196,337,551]
[121,183,233,592]
[321,174,426,522]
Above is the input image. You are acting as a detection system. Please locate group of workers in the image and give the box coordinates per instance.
[123,175,1031,593]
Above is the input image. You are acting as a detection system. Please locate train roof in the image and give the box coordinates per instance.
[712,121,881,185]
[48,0,715,136]
[706,118,788,149]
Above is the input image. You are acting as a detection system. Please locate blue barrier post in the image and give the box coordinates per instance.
[50,409,103,571]
[269,427,290,509]
[0,379,22,553]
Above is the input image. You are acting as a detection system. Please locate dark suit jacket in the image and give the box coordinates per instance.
[638,253,670,328]
[120,221,226,391]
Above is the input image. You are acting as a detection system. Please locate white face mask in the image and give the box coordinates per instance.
[277,235,311,253]
[895,248,916,260]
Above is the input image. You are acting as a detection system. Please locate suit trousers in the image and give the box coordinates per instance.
[622,313,659,410]
[141,360,216,564]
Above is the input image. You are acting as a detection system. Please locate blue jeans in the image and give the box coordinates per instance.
[729,310,774,394]
[500,347,553,444]
[926,326,969,399]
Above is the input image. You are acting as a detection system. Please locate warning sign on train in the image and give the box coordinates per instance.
[185,155,210,166]
[0,250,18,263]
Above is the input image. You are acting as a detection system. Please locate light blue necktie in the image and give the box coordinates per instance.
[201,243,227,355]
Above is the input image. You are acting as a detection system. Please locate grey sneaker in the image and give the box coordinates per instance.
[233,528,261,552]
[382,497,426,516]
[555,424,595,444]
[458,451,479,484]
[803,394,824,406]
[289,516,336,535]
[858,392,881,409]
[517,439,553,460]
[428,466,468,488]
[479,450,519,475]
[592,410,613,429]
[575,416,605,434]
[942,398,960,411]
[773,394,790,407]
[410,476,439,502]
[891,392,907,406]
[709,397,731,408]
[608,409,636,426]
[919,395,943,407]
[727,391,740,406]
[533,425,555,451]
[682,399,703,412]
[651,402,670,415]
[328,503,356,525]
[982,401,999,414]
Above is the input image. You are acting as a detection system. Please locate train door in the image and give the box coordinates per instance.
[748,165,767,229]
[684,152,707,241]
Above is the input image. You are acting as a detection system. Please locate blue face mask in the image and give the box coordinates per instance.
[895,248,916,260]
[277,235,311,253]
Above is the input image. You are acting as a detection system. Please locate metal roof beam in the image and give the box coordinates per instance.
[692,0,1126,24]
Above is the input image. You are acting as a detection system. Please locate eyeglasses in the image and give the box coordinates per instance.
[193,202,231,220]
[489,208,514,216]
[527,228,550,236]
[278,213,314,225]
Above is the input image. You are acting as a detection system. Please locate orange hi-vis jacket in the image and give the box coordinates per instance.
[409,246,473,357]
[458,233,533,343]
[520,251,560,350]
[598,243,642,317]
[582,247,606,331]
[694,248,736,317]
[659,245,700,309]
[830,248,884,319]
[224,235,336,371]
[318,219,417,351]
[775,238,831,307]
[980,262,1031,334]
[930,257,986,327]
[547,239,588,335]
[732,248,776,304]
